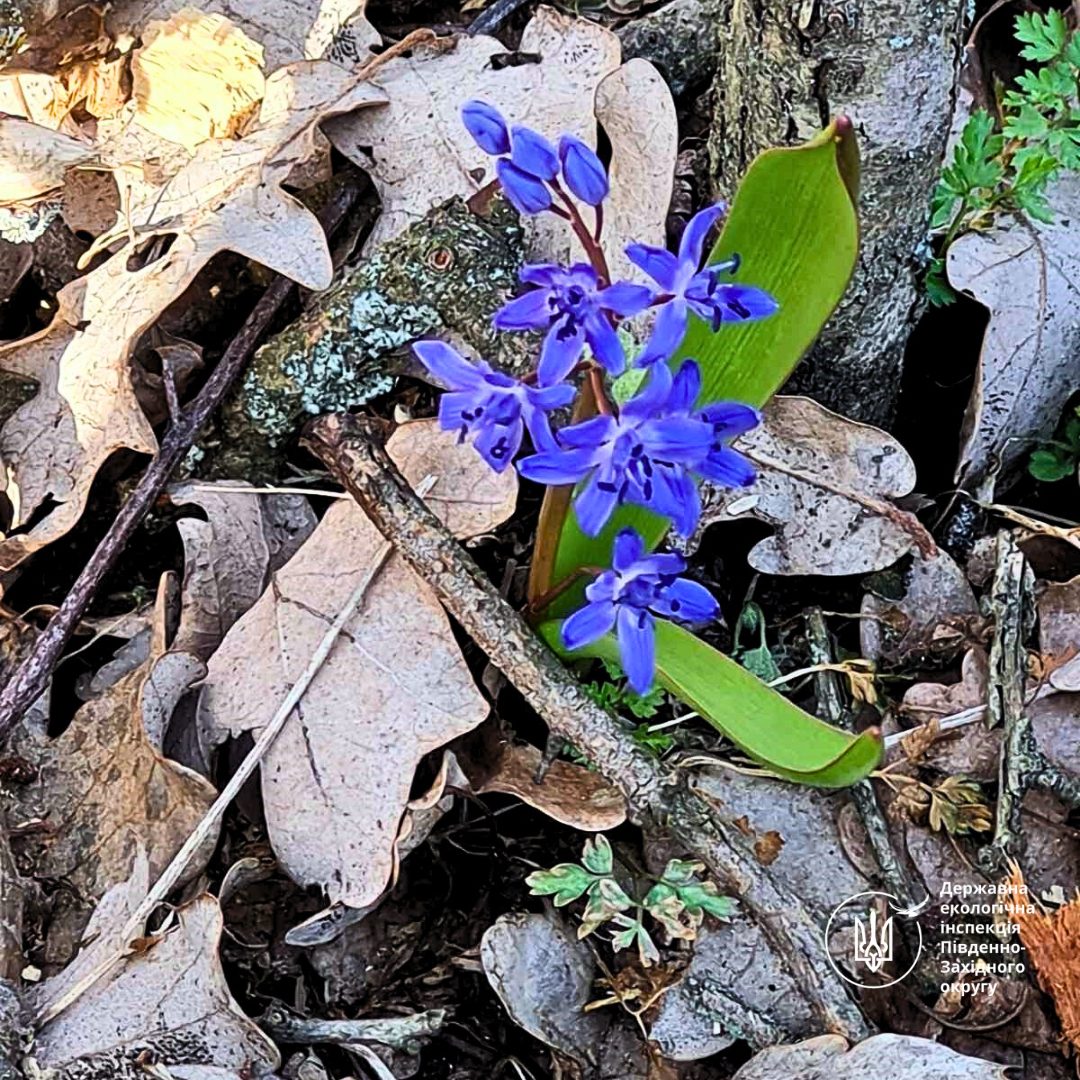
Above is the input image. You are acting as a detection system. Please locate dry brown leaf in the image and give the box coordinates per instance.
[475,741,627,831]
[131,9,267,151]
[167,480,315,661]
[197,421,516,908]
[688,396,926,576]
[0,63,385,568]
[8,576,215,967]
[0,115,97,206]
[33,892,280,1078]
[1007,865,1080,1053]
[947,174,1080,497]
[325,8,624,251]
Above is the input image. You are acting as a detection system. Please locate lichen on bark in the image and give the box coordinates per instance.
[709,0,966,425]
[198,197,532,480]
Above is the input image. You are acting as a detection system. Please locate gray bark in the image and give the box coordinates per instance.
[709,0,966,425]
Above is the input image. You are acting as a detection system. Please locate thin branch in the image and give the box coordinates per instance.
[304,412,870,1046]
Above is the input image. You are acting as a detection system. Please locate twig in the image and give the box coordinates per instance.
[304,413,870,1046]
[805,609,922,910]
[34,477,435,1027]
[0,179,363,748]
[259,1005,445,1051]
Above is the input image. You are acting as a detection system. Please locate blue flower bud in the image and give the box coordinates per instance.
[461,100,511,156]
[558,135,609,206]
[510,125,559,180]
[496,159,553,215]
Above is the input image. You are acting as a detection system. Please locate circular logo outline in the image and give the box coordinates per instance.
[824,890,924,990]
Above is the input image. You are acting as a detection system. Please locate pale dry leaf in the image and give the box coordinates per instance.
[325,7,623,251]
[197,423,517,908]
[33,895,280,1080]
[947,173,1080,498]
[475,741,627,830]
[688,396,923,575]
[8,577,215,967]
[0,53,130,129]
[0,115,96,206]
[590,58,677,285]
[1039,575,1080,691]
[0,63,386,568]
[131,10,267,152]
[731,1034,1010,1079]
[109,0,378,70]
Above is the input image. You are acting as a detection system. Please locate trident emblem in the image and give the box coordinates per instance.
[853,906,894,973]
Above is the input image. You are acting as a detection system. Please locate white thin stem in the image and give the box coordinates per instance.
[186,483,347,499]
[36,476,437,1027]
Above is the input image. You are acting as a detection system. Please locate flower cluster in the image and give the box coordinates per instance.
[413,101,780,690]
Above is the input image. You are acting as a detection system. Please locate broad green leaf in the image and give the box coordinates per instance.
[581,833,613,875]
[540,620,881,788]
[529,119,860,612]
[525,862,593,906]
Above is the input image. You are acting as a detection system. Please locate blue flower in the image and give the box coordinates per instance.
[627,204,779,365]
[558,135,609,206]
[462,100,510,155]
[561,527,718,693]
[517,362,715,537]
[494,263,653,385]
[413,341,574,471]
[664,360,760,487]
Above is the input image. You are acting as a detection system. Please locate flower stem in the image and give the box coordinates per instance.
[525,565,601,616]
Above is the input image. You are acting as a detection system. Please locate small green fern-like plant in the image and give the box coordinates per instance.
[526,834,734,967]
[928,10,1080,303]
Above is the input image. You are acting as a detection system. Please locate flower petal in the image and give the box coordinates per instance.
[510,125,559,180]
[520,263,563,286]
[650,465,701,537]
[461,100,510,156]
[598,281,654,318]
[698,446,756,487]
[557,414,616,449]
[677,203,726,269]
[711,283,779,324]
[538,318,586,385]
[612,527,644,573]
[636,298,688,366]
[494,288,554,331]
[667,360,702,415]
[438,390,475,435]
[625,243,679,291]
[584,313,624,376]
[617,604,656,695]
[473,415,524,472]
[574,470,619,536]
[561,598,617,651]
[558,134,609,205]
[699,401,761,439]
[654,578,717,623]
[620,360,673,422]
[637,416,714,460]
[518,446,599,486]
[496,159,553,214]
[413,340,486,390]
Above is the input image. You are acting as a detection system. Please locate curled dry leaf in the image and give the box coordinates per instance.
[197,420,515,908]
[687,396,928,576]
[131,10,267,152]
[0,115,97,206]
[326,7,673,272]
[0,62,385,568]
[948,173,1080,497]
[168,480,316,661]
[8,577,215,968]
[731,1033,1010,1079]
[34,893,279,1079]
[475,741,627,831]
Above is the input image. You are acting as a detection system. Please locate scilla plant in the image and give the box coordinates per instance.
[415,101,882,787]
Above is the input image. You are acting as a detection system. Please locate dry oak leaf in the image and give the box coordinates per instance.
[688,396,929,576]
[731,1034,1010,1079]
[197,420,516,908]
[0,115,97,206]
[33,894,280,1079]
[0,62,386,569]
[947,173,1080,498]
[8,576,215,969]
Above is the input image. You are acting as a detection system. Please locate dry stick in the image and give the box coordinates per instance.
[34,477,436,1027]
[0,184,362,747]
[305,412,871,1046]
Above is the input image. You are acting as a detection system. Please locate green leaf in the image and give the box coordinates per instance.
[579,876,634,936]
[610,914,660,966]
[581,833,613,875]
[1028,448,1076,482]
[526,863,594,906]
[540,619,882,787]
[924,257,956,307]
[1015,10,1069,62]
[530,119,860,609]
